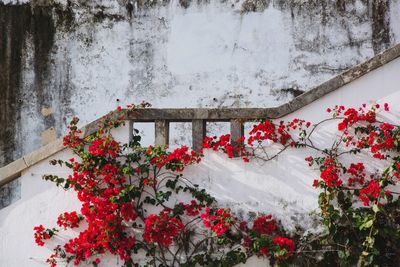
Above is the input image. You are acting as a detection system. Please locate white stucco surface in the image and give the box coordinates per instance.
[2,0,397,163]
[1,55,400,266]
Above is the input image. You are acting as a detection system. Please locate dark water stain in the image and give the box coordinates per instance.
[0,4,33,209]
[0,3,59,210]
[53,1,76,32]
[31,5,56,129]
[275,0,391,53]
[0,3,58,168]
[372,0,391,54]
[0,4,31,166]
[271,87,305,101]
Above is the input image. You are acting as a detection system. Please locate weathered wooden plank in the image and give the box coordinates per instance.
[192,120,206,152]
[230,120,244,157]
[155,120,169,147]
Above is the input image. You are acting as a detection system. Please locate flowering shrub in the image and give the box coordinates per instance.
[143,210,184,247]
[200,207,236,236]
[57,211,83,229]
[36,102,400,266]
[36,103,294,267]
[34,225,57,247]
[204,103,400,266]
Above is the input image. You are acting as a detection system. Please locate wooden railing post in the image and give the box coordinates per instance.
[192,119,206,152]
[230,119,244,157]
[155,120,169,147]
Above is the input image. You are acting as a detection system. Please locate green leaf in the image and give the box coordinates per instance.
[359,218,374,230]
[372,204,380,213]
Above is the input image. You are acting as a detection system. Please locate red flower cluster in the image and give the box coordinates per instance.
[88,137,120,158]
[252,215,277,236]
[335,106,377,131]
[319,158,343,188]
[120,202,137,221]
[143,210,184,247]
[63,117,83,149]
[346,163,366,186]
[202,118,312,162]
[247,120,292,146]
[57,211,83,229]
[203,134,235,158]
[148,145,201,171]
[179,200,204,216]
[99,163,126,185]
[46,246,63,267]
[241,216,295,260]
[346,119,396,160]
[34,225,55,246]
[359,180,381,206]
[272,236,295,259]
[60,134,137,265]
[259,247,270,256]
[200,208,235,236]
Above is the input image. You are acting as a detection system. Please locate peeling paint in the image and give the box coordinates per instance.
[0,0,399,172]
[41,106,54,116]
[41,127,56,144]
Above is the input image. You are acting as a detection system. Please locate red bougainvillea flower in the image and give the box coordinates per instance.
[148,145,201,171]
[359,180,381,206]
[259,247,269,256]
[319,158,342,188]
[57,211,83,229]
[272,236,295,260]
[384,103,389,111]
[88,137,120,158]
[334,105,380,132]
[143,210,184,247]
[200,208,236,236]
[346,163,366,187]
[180,200,204,216]
[252,215,277,236]
[34,225,56,246]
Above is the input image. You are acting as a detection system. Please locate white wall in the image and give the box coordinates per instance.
[6,0,399,159]
[1,54,400,266]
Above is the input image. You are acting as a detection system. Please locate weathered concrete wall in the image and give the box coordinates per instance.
[1,54,400,266]
[0,0,399,206]
[0,0,399,166]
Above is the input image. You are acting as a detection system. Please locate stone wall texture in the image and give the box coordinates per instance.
[1,0,400,206]
[1,54,400,266]
[0,0,399,166]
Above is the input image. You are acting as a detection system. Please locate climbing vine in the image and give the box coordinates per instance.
[205,102,400,266]
[35,102,400,266]
[34,103,294,267]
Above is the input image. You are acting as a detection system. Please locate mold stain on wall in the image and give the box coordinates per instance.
[0,3,58,208]
[0,0,397,208]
